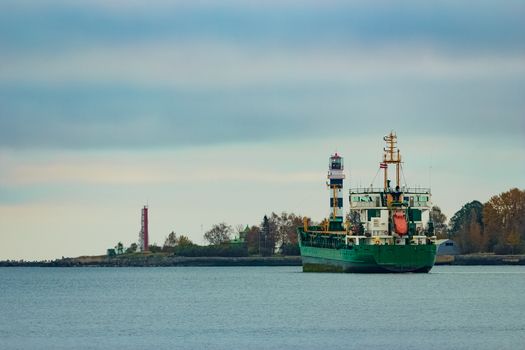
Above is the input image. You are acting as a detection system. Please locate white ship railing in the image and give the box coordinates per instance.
[349,187,431,194]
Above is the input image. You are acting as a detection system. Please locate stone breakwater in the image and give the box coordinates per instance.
[435,254,525,265]
[0,255,303,267]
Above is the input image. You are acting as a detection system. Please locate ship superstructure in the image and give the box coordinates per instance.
[348,132,433,246]
[298,132,437,273]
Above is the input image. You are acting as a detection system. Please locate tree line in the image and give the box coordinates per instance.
[114,188,524,257]
[114,212,305,257]
[201,212,304,257]
[443,188,525,254]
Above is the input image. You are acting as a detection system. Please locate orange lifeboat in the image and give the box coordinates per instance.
[393,211,408,235]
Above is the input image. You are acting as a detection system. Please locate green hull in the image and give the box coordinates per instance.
[299,243,437,273]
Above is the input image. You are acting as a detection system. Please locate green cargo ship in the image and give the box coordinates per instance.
[298,132,437,273]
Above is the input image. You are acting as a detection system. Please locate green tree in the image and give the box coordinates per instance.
[162,231,177,252]
[174,243,247,257]
[430,206,448,239]
[149,244,162,253]
[115,242,124,255]
[176,235,193,247]
[449,201,484,254]
[125,242,138,254]
[260,215,277,256]
[204,223,232,245]
[280,242,300,256]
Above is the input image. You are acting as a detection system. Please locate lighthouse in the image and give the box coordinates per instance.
[139,205,149,252]
[328,153,345,230]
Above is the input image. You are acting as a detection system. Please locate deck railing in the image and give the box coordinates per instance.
[349,187,431,194]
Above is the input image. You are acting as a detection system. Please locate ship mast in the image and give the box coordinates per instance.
[382,132,402,190]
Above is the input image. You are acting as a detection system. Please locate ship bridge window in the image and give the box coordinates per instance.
[351,196,373,203]
[409,209,422,221]
[368,209,380,219]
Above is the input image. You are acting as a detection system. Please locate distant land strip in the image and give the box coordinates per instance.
[1,254,525,267]
[0,255,302,267]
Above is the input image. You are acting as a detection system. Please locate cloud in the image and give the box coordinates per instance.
[1,72,524,150]
[1,0,524,54]
[0,147,320,189]
[3,161,319,187]
[0,1,524,151]
[2,42,524,87]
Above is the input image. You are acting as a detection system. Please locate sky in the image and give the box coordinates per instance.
[0,0,524,260]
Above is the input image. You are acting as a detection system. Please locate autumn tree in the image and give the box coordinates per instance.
[483,188,525,254]
[245,225,262,255]
[273,213,301,245]
[271,212,303,255]
[467,212,484,253]
[506,230,521,254]
[204,223,232,245]
[449,201,484,254]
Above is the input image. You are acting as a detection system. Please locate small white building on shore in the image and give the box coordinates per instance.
[435,239,460,255]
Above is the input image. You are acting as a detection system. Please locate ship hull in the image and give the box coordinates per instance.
[299,244,437,273]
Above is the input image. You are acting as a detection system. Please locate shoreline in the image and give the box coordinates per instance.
[435,254,525,266]
[0,255,303,267]
[1,254,525,267]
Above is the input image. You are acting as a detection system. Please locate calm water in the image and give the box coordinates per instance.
[1,266,525,350]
